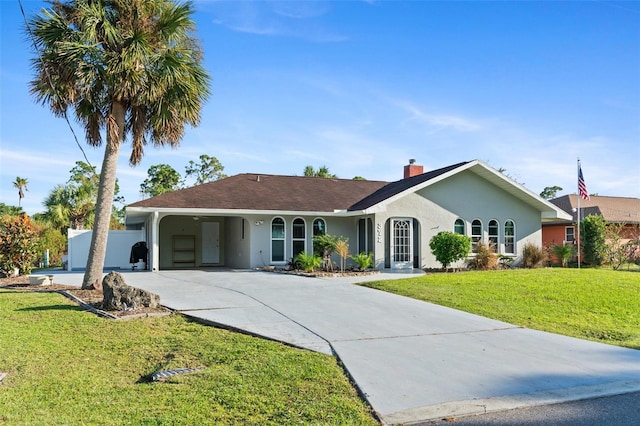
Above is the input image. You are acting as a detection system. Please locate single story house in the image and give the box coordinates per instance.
[124,159,571,271]
[542,195,640,260]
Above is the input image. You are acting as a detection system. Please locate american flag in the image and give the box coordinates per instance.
[578,164,590,200]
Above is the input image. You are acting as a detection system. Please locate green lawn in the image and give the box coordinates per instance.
[0,290,376,425]
[359,268,640,350]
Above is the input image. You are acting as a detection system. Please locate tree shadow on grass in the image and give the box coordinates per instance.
[16,304,82,312]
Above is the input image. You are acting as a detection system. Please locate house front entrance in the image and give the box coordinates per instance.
[391,218,413,269]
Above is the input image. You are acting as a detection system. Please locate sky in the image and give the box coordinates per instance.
[1,0,639,216]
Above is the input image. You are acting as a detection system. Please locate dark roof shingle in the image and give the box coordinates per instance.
[348,162,469,211]
[128,173,388,212]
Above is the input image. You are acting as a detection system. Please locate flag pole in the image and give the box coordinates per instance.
[577,158,581,269]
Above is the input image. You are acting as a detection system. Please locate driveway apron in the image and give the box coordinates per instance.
[52,269,640,424]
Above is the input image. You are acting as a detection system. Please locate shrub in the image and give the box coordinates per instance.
[335,239,349,272]
[522,243,546,268]
[313,234,348,271]
[429,231,471,270]
[0,214,39,275]
[467,242,499,270]
[551,243,575,268]
[582,215,606,266]
[293,252,322,273]
[351,252,373,271]
[34,225,67,267]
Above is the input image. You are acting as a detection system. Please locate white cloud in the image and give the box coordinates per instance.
[393,100,482,133]
[202,0,347,42]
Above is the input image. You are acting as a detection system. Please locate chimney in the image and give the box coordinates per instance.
[403,159,423,178]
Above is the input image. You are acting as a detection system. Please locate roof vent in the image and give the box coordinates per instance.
[256,175,260,182]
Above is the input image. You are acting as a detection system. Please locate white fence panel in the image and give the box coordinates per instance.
[67,229,145,271]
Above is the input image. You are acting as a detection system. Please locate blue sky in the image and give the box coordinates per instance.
[1,0,639,215]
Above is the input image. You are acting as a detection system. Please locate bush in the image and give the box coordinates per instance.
[293,252,322,273]
[335,239,349,272]
[582,215,606,266]
[522,243,546,268]
[551,243,575,268]
[313,234,348,271]
[467,242,499,270]
[34,226,67,267]
[0,214,39,275]
[351,252,373,271]
[429,231,471,270]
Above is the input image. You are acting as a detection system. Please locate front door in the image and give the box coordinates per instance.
[202,222,220,264]
[391,218,412,269]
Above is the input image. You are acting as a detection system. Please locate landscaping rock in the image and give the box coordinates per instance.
[101,271,160,311]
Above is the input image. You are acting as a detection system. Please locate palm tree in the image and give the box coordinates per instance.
[303,165,337,178]
[13,177,28,207]
[43,183,96,232]
[28,0,210,289]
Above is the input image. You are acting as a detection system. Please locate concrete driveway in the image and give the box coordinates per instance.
[51,269,640,425]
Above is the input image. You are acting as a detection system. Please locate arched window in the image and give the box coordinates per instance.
[454,219,465,235]
[313,218,326,236]
[471,219,482,252]
[292,218,306,258]
[271,218,285,262]
[488,219,499,251]
[504,220,515,254]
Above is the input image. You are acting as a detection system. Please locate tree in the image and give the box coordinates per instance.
[13,177,28,207]
[581,214,606,266]
[140,164,184,197]
[303,165,337,178]
[313,233,346,271]
[28,0,210,289]
[429,231,471,271]
[0,214,39,275]
[42,161,124,232]
[603,222,628,270]
[185,154,227,185]
[540,185,563,200]
[43,184,95,231]
[0,203,24,217]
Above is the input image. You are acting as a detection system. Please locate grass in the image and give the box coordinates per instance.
[0,290,377,425]
[359,268,640,350]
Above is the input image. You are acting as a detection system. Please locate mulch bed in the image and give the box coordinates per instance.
[0,275,171,319]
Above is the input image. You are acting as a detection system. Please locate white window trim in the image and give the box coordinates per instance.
[471,219,483,252]
[504,219,516,255]
[454,218,466,235]
[292,217,307,256]
[312,217,327,236]
[271,217,286,264]
[488,219,500,253]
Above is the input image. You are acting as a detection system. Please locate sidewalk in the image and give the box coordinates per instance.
[50,269,640,424]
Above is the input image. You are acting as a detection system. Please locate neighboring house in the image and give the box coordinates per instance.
[542,195,640,259]
[125,159,571,271]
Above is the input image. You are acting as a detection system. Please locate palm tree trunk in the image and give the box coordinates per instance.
[82,102,125,289]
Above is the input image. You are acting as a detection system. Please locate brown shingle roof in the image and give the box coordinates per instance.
[550,195,640,224]
[128,173,388,212]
